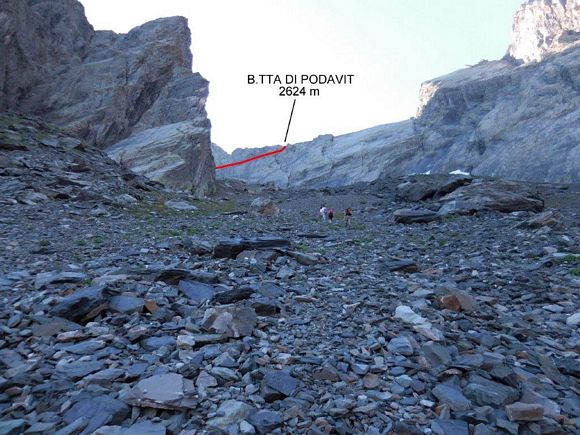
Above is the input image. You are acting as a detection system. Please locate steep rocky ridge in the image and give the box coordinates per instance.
[0,0,214,195]
[214,0,579,187]
[507,0,580,62]
[213,122,419,188]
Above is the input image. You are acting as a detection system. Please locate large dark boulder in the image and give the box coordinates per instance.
[396,175,472,202]
[50,285,114,322]
[394,209,440,224]
[213,237,291,259]
[438,181,544,215]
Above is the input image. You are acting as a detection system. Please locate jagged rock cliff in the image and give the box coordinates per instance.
[507,0,580,63]
[0,0,215,195]
[214,0,579,187]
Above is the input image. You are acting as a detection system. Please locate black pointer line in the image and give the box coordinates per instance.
[284,98,296,143]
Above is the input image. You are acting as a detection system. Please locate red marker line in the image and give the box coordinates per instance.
[215,146,287,170]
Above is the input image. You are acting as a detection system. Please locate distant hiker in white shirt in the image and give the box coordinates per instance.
[320,204,328,221]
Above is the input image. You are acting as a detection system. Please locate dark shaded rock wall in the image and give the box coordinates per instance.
[0,0,215,195]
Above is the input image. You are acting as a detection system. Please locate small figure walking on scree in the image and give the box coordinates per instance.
[345,207,353,227]
[328,208,335,223]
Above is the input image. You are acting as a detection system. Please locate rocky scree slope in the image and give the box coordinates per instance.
[0,0,215,195]
[0,167,579,433]
[0,113,161,208]
[214,0,580,187]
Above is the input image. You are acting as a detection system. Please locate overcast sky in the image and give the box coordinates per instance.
[80,0,523,152]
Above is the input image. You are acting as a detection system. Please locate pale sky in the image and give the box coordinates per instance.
[80,0,523,152]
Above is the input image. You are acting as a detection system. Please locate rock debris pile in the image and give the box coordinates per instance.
[1,129,579,433]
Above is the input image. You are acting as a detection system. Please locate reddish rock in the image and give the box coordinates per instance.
[440,292,476,312]
[441,294,462,311]
[363,373,380,389]
[506,402,544,422]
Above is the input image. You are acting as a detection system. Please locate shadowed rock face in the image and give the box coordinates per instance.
[0,0,215,195]
[214,0,579,187]
[410,46,579,183]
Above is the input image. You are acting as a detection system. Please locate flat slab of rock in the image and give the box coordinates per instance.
[164,199,197,210]
[440,292,476,312]
[188,333,228,346]
[124,373,196,410]
[251,297,280,316]
[61,339,105,355]
[182,238,213,255]
[206,400,254,429]
[439,181,544,214]
[50,284,113,322]
[282,249,324,265]
[431,419,469,435]
[178,280,215,303]
[141,336,176,351]
[261,370,298,402]
[212,286,254,304]
[505,402,544,421]
[56,360,106,380]
[396,174,472,202]
[387,336,416,356]
[257,282,285,298]
[202,306,257,338]
[63,395,129,435]
[519,209,562,229]
[395,305,430,326]
[250,197,279,217]
[382,258,419,273]
[464,374,519,406]
[34,271,88,290]
[0,419,28,435]
[394,209,440,224]
[109,295,144,314]
[213,237,291,258]
[432,384,472,411]
[248,409,283,434]
[155,268,217,285]
[93,421,166,435]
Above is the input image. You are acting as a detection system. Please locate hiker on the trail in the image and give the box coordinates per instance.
[328,207,335,223]
[345,207,353,226]
[320,204,328,221]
